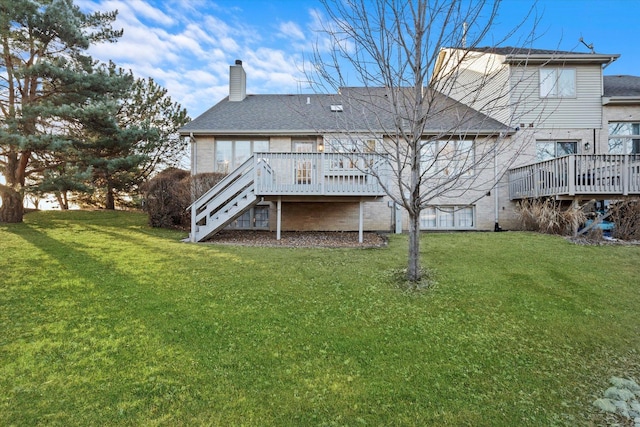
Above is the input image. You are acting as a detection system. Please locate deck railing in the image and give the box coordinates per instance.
[253,152,387,196]
[508,154,640,199]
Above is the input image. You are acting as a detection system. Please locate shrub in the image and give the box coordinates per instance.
[609,198,640,241]
[144,168,190,228]
[191,172,226,199]
[144,169,226,229]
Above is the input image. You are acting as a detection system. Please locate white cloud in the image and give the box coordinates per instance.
[128,0,175,26]
[278,21,305,41]
[77,0,316,116]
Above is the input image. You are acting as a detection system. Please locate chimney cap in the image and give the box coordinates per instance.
[235,59,242,65]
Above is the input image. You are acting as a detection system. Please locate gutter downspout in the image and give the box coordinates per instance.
[494,144,500,231]
[602,56,617,70]
[190,132,197,242]
[190,132,196,175]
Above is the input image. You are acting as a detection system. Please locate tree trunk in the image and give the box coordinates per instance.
[0,189,25,223]
[105,184,115,210]
[407,209,421,283]
[55,191,70,210]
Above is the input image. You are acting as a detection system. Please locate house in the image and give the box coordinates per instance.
[179,52,640,242]
[432,47,640,227]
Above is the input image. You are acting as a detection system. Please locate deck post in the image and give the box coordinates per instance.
[571,198,579,237]
[276,196,282,240]
[623,155,629,196]
[359,200,364,243]
[320,151,325,195]
[568,155,576,196]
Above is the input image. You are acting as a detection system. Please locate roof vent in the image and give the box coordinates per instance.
[330,104,343,112]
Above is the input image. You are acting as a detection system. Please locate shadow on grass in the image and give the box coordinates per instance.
[2,224,239,424]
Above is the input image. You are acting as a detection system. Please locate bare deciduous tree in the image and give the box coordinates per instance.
[306,0,539,284]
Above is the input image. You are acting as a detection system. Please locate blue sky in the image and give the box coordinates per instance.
[77,0,640,118]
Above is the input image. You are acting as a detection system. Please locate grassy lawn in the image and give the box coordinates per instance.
[1,210,639,426]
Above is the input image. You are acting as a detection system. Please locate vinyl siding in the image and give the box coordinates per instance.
[510,65,603,128]
[434,50,511,125]
[448,67,512,125]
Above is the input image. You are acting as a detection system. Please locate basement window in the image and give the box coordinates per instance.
[227,205,269,229]
[420,206,475,229]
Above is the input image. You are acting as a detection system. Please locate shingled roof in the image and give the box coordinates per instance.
[604,75,640,97]
[179,86,512,136]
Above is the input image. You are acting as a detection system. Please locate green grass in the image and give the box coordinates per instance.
[1,210,639,426]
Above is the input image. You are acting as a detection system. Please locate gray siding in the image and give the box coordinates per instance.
[510,65,603,129]
[446,67,512,125]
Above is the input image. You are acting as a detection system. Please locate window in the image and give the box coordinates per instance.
[421,139,474,176]
[253,140,269,153]
[608,122,640,154]
[228,206,270,229]
[324,137,378,153]
[324,137,379,170]
[215,140,269,173]
[216,141,233,173]
[540,68,576,98]
[420,206,475,230]
[536,141,577,161]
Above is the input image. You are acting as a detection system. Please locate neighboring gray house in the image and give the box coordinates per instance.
[180,52,640,242]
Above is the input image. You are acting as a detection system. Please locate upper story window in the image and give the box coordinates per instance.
[421,139,474,177]
[536,141,577,161]
[608,122,640,154]
[540,68,576,98]
[215,139,269,173]
[324,137,379,170]
[324,137,377,153]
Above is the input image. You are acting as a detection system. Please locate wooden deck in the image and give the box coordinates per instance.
[253,152,387,196]
[189,152,387,242]
[508,154,640,200]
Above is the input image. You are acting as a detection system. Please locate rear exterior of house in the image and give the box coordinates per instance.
[180,60,513,242]
[180,52,640,242]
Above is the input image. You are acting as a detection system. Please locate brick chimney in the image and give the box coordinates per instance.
[229,59,246,102]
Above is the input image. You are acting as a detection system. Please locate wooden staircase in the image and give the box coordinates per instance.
[188,157,272,242]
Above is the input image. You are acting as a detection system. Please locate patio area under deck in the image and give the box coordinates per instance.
[508,154,640,200]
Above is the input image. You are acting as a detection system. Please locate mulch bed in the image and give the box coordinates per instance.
[204,230,388,248]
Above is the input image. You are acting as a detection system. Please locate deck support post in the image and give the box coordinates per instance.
[623,155,629,195]
[358,200,364,243]
[277,196,282,240]
[568,155,576,196]
[572,198,580,237]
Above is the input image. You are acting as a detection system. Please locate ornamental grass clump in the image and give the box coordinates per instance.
[516,198,585,235]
